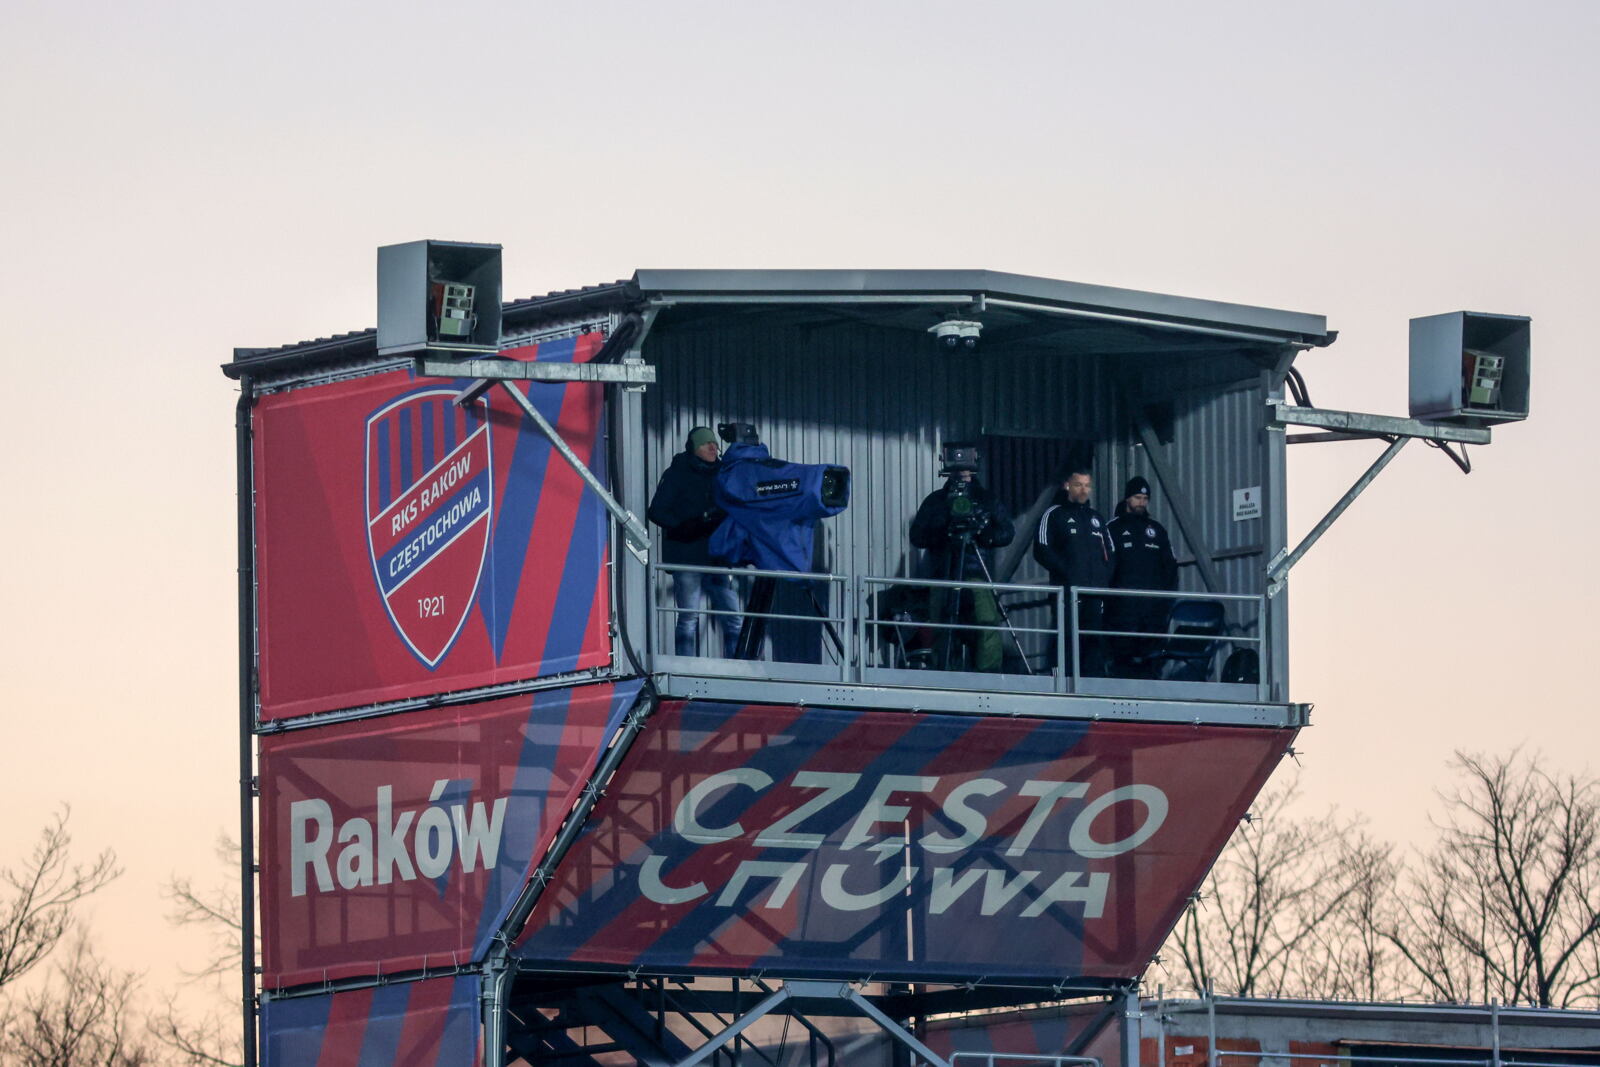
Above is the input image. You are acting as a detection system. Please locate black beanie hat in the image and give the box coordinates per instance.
[1124,476,1152,499]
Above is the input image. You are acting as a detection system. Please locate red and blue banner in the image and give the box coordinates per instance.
[514,699,1290,983]
[252,331,613,720]
[259,680,642,988]
[260,972,481,1066]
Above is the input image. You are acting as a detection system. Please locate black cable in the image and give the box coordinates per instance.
[1286,366,1312,407]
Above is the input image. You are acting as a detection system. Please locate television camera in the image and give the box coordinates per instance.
[708,423,850,660]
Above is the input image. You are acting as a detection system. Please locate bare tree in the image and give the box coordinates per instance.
[0,809,120,992]
[148,837,244,1067]
[1157,774,1391,998]
[0,934,153,1066]
[1385,750,1600,1008]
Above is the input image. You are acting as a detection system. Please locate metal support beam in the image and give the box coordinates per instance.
[1126,394,1220,592]
[419,358,657,384]
[1267,435,1409,596]
[1121,987,1143,1067]
[1268,400,1490,444]
[477,380,650,565]
[823,982,953,1067]
[672,985,793,1067]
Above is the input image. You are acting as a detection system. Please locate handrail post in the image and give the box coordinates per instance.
[1069,586,1081,691]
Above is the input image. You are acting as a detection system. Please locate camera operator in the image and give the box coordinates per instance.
[909,444,1015,672]
[647,427,741,657]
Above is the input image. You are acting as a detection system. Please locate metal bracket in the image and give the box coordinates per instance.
[419,357,657,385]
[1267,435,1408,597]
[1267,399,1491,444]
[449,378,650,565]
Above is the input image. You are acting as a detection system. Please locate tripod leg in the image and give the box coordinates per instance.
[973,549,1034,676]
[736,576,775,660]
[803,584,846,661]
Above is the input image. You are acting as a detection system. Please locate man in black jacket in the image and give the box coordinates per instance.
[909,449,1015,672]
[1105,476,1179,677]
[1033,467,1114,676]
[648,427,741,656]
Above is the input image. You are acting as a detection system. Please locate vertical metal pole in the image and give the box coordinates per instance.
[613,334,652,660]
[483,959,510,1067]
[235,382,259,1067]
[1121,987,1142,1067]
[1206,991,1217,1067]
[1156,984,1166,1067]
[1055,588,1067,693]
[1069,587,1081,691]
[1491,1002,1501,1067]
[1261,358,1292,702]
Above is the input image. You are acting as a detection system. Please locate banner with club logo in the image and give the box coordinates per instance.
[258,681,641,988]
[252,331,613,721]
[514,700,1292,983]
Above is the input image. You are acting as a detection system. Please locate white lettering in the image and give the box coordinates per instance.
[1005,780,1089,856]
[674,769,772,845]
[335,817,373,890]
[755,771,859,849]
[920,778,1004,854]
[1022,870,1110,918]
[290,799,333,897]
[287,779,510,897]
[452,797,507,872]
[716,860,808,909]
[639,855,709,904]
[1068,785,1169,858]
[376,785,416,884]
[842,775,937,851]
[820,862,917,911]
[415,804,453,879]
[929,867,988,914]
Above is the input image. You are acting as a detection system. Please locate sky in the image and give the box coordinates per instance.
[0,0,1596,1012]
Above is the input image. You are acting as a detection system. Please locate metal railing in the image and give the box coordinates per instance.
[653,563,852,679]
[951,1055,1102,1067]
[1067,587,1266,700]
[650,564,1269,697]
[859,574,1067,684]
[1214,1052,1583,1067]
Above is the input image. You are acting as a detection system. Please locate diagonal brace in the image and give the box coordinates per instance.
[455,380,650,565]
[826,982,953,1067]
[1267,435,1408,596]
[672,985,793,1067]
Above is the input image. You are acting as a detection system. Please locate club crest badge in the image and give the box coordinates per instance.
[1146,525,1156,538]
[365,388,494,668]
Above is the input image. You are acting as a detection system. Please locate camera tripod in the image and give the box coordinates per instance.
[936,528,1033,675]
[734,575,846,662]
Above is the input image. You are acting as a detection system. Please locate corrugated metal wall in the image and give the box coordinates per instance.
[642,315,1267,603]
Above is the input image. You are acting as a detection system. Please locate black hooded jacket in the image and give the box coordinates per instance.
[647,450,726,565]
[1107,502,1178,592]
[1032,490,1114,591]
[909,479,1015,579]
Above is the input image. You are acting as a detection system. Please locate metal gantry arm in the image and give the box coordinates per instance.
[1264,400,1491,596]
[434,358,657,566]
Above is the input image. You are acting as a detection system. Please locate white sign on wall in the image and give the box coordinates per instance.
[1232,486,1262,522]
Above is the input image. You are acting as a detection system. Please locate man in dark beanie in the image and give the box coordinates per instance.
[1105,475,1179,677]
[648,426,742,657]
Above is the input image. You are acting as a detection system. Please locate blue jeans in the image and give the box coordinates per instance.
[673,570,743,657]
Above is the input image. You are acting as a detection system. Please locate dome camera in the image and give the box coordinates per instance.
[928,318,983,351]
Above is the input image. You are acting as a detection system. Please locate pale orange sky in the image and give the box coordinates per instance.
[0,0,1595,1008]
